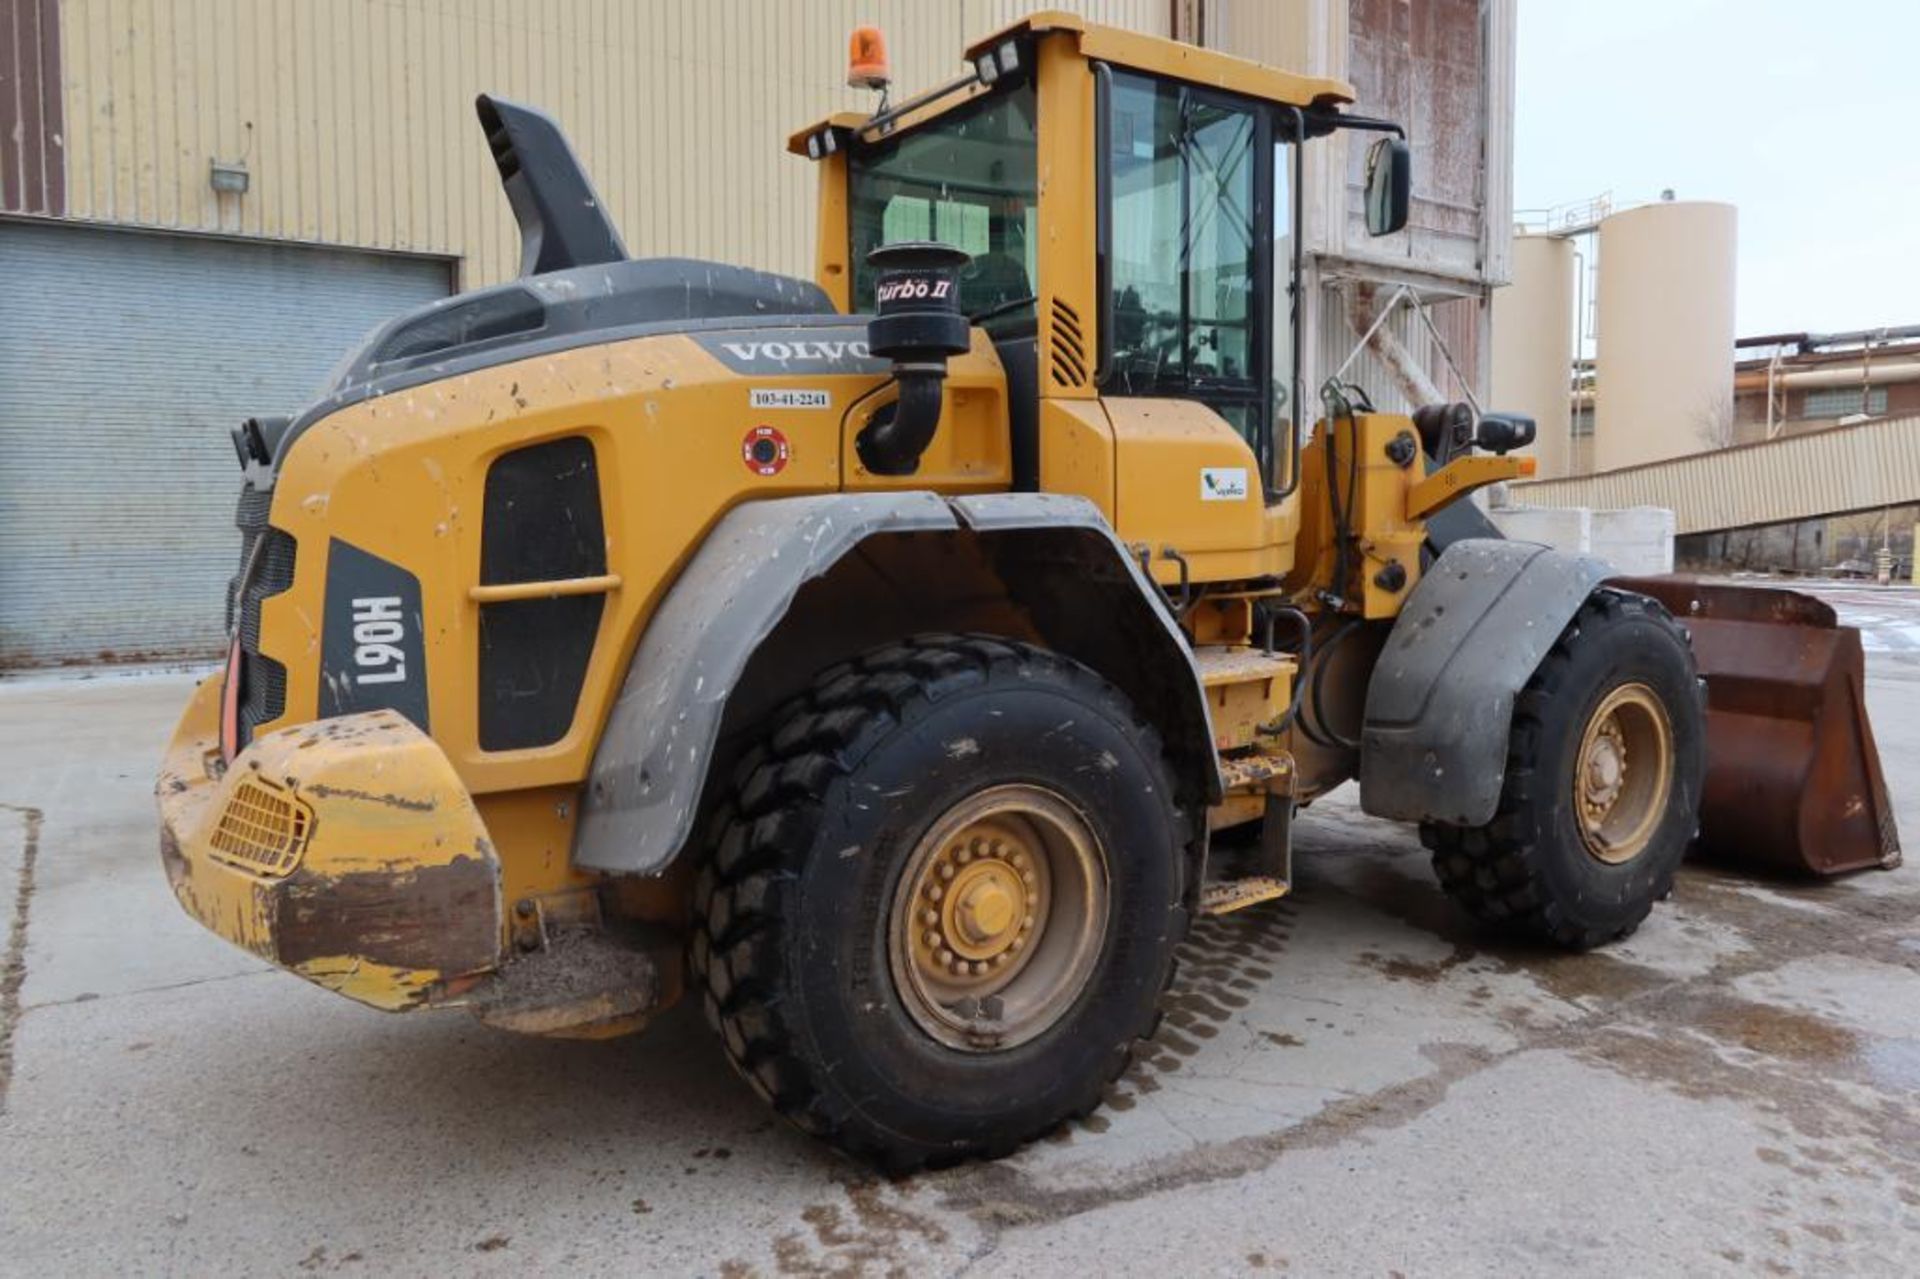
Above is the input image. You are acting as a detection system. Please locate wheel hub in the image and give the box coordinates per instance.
[1574,683,1674,865]
[890,786,1108,1052]
[914,829,1042,978]
[1582,721,1626,813]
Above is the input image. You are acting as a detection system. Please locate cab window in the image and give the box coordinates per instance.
[848,84,1039,335]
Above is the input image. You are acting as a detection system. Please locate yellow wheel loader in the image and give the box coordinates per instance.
[155,12,1898,1169]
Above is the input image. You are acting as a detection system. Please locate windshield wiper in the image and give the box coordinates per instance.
[965,294,1038,324]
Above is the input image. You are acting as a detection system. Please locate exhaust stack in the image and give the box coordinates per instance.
[476,94,627,278]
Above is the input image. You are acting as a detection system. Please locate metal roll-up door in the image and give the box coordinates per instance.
[0,221,450,667]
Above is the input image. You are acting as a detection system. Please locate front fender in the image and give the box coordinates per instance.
[1360,538,1612,826]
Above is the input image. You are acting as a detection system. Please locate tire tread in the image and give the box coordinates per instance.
[688,633,1189,1170]
[1423,589,1702,950]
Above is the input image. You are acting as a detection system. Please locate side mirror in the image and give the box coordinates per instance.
[1364,136,1411,237]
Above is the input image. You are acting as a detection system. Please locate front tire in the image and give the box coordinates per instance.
[690,634,1190,1169]
[1423,589,1706,950]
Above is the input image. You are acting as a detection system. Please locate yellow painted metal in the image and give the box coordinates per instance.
[254,327,1012,804]
[157,677,503,1013]
[1291,413,1423,616]
[965,10,1353,107]
[1193,646,1295,751]
[1033,31,1103,402]
[1199,875,1290,915]
[467,575,621,604]
[1217,752,1292,792]
[843,376,1016,491]
[1209,721,1295,834]
[239,320,1015,918]
[1404,454,1535,522]
[889,784,1109,1051]
[1574,682,1674,866]
[1037,399,1119,517]
[1187,594,1256,647]
[1107,399,1299,585]
[1283,413,1531,618]
[812,149,854,310]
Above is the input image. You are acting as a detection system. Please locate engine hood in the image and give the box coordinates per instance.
[270,257,838,471]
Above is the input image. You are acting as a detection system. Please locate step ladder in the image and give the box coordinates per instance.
[1199,751,1294,916]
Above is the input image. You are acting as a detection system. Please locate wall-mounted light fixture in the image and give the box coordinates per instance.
[209,159,250,195]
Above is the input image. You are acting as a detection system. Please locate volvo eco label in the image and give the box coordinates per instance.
[1201,467,1251,502]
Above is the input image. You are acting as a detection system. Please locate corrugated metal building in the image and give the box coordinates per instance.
[0,0,1511,665]
[1513,413,1920,539]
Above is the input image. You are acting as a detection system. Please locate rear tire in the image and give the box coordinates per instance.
[690,634,1190,1169]
[1422,588,1705,950]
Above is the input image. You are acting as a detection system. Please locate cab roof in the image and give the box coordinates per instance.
[787,9,1355,156]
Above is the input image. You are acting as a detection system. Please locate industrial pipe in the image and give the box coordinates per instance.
[1733,360,1920,392]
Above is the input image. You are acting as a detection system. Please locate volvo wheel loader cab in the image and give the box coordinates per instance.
[156,11,1898,1169]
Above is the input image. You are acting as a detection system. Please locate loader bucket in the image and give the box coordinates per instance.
[1611,576,1900,876]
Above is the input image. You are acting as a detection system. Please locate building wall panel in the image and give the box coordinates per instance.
[55,0,1170,284]
[1338,0,1501,282]
[1514,417,1920,536]
[0,0,68,214]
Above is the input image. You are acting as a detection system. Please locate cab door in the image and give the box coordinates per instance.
[1101,71,1274,460]
[1093,68,1293,581]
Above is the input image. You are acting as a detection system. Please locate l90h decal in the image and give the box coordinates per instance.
[321,539,429,730]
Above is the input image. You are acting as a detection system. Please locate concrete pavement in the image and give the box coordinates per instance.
[1,594,1917,1276]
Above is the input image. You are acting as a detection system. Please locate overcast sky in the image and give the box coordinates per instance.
[1513,0,1916,337]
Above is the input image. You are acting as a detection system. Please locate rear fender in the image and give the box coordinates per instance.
[575,492,1218,876]
[1360,538,1611,826]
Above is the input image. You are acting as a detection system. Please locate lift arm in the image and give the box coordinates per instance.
[1404,454,1535,523]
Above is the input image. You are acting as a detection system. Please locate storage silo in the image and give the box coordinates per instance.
[1593,201,1737,470]
[1490,234,1575,478]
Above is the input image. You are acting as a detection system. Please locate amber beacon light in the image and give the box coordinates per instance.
[847,24,891,90]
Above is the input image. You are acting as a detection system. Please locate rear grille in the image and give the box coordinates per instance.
[229,484,296,748]
[207,776,314,877]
